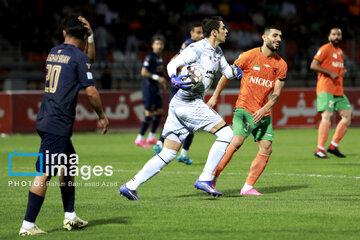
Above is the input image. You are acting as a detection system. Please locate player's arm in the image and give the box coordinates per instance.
[79,16,96,64]
[141,67,167,89]
[85,86,109,134]
[252,79,285,123]
[207,75,230,108]
[310,59,339,80]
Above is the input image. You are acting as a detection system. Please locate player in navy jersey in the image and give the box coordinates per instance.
[153,23,203,165]
[19,16,108,236]
[135,34,167,148]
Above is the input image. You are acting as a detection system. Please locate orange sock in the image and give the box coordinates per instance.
[246,153,270,186]
[317,120,331,149]
[331,120,348,145]
[213,144,237,178]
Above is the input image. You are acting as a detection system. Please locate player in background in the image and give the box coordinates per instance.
[310,28,352,159]
[208,25,287,196]
[78,16,96,64]
[134,34,167,148]
[19,16,108,236]
[153,22,203,165]
[119,16,242,200]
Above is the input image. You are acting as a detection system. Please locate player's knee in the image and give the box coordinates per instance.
[214,125,233,143]
[158,147,178,164]
[153,114,162,121]
[321,111,332,122]
[144,116,152,123]
[260,145,272,155]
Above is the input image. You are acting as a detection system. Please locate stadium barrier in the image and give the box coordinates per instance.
[0,89,359,134]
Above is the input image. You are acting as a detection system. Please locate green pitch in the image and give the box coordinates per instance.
[1,129,359,239]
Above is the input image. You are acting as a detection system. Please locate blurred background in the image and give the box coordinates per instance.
[1,0,360,91]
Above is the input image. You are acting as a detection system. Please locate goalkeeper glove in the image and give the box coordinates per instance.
[170,74,192,90]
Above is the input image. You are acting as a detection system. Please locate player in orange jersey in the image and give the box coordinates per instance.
[310,28,352,159]
[207,25,287,195]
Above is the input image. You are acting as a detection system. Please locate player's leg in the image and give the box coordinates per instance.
[213,108,251,182]
[120,135,181,200]
[177,133,194,165]
[240,115,273,195]
[60,141,88,230]
[135,84,153,148]
[147,108,162,145]
[194,121,233,196]
[315,93,335,158]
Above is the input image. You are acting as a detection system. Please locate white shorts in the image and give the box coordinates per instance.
[162,97,224,142]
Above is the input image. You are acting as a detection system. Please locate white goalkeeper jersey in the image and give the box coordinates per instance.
[167,38,234,101]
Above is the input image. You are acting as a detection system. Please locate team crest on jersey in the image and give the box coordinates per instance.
[333,53,338,59]
[253,65,260,71]
[273,68,278,76]
[86,63,91,69]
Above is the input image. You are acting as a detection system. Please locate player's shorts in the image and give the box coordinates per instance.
[142,81,162,111]
[232,108,273,142]
[317,93,352,112]
[35,130,76,176]
[162,97,224,142]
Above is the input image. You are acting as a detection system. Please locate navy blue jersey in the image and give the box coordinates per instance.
[179,38,195,54]
[142,52,164,88]
[36,43,94,137]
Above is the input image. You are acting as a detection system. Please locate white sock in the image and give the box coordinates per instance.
[180,148,188,157]
[199,126,233,181]
[65,211,76,220]
[126,148,177,190]
[242,182,253,192]
[136,134,144,141]
[22,220,35,230]
[156,140,163,148]
[148,132,156,139]
[331,141,338,147]
[317,145,325,151]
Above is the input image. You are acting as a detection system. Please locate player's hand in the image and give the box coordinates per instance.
[78,16,93,36]
[159,76,167,90]
[206,96,218,108]
[170,74,192,90]
[252,108,266,124]
[231,64,243,80]
[330,72,339,81]
[99,116,109,134]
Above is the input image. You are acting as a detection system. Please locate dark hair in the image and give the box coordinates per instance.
[329,27,342,36]
[63,15,87,40]
[264,25,281,35]
[190,22,202,31]
[202,16,223,38]
[151,34,166,44]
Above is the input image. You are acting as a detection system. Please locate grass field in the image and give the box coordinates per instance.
[1,128,359,240]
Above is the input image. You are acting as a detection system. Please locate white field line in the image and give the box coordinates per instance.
[115,169,360,179]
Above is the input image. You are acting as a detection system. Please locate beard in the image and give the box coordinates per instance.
[266,41,280,52]
[330,39,341,47]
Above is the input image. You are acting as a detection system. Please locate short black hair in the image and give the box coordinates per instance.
[264,25,281,35]
[202,16,223,38]
[151,34,166,45]
[63,15,87,40]
[328,27,342,36]
[190,22,202,31]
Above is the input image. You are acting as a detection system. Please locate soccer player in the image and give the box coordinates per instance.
[134,34,167,148]
[311,28,352,159]
[208,25,287,196]
[119,16,242,200]
[153,23,203,165]
[19,16,109,236]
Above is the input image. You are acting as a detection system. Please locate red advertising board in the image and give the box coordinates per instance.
[0,89,359,134]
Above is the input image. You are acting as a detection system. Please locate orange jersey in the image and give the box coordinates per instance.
[314,43,344,95]
[234,48,287,116]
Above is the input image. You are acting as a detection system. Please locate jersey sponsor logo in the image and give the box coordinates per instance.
[253,65,260,71]
[249,76,273,88]
[332,61,344,68]
[87,72,93,79]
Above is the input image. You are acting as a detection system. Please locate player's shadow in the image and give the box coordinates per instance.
[46,217,129,233]
[258,185,308,194]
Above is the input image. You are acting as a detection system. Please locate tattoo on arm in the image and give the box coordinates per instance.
[270,94,279,104]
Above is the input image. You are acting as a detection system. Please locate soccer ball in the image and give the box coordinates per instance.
[179,65,203,85]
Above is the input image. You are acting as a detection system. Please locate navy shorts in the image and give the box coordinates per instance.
[35,130,76,176]
[142,82,162,111]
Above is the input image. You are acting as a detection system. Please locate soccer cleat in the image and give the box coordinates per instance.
[153,144,162,156]
[135,139,150,148]
[146,138,157,145]
[194,179,222,197]
[314,149,329,159]
[327,146,346,158]
[63,217,88,231]
[19,225,47,236]
[240,188,262,195]
[119,184,140,200]
[176,155,193,165]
